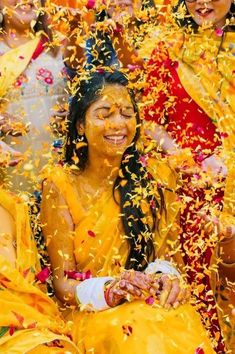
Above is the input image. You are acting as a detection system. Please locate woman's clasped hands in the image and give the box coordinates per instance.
[105,270,190,309]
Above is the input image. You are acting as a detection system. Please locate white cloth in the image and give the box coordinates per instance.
[75,277,114,312]
[144,259,181,277]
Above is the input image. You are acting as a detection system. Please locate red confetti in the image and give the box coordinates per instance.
[36,267,50,283]
[12,311,24,326]
[215,28,223,37]
[122,325,133,336]
[9,325,15,336]
[22,268,30,279]
[88,230,96,237]
[27,322,37,329]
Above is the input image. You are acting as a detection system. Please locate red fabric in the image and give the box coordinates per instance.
[31,37,47,61]
[144,43,221,157]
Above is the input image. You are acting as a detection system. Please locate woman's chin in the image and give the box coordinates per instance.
[103,141,131,158]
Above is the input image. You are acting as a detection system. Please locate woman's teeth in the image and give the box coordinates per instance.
[196,8,213,16]
[105,135,126,144]
[17,2,33,11]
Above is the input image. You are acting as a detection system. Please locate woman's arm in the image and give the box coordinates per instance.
[41,180,79,305]
[144,122,180,154]
[0,205,16,267]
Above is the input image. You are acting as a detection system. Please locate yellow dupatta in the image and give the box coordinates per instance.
[0,187,79,353]
[0,36,40,100]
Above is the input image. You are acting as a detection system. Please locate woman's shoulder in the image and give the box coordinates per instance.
[42,163,78,187]
[42,164,83,224]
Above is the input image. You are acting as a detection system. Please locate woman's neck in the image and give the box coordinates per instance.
[81,153,122,190]
[2,25,35,48]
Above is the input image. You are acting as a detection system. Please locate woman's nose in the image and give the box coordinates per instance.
[109,112,126,128]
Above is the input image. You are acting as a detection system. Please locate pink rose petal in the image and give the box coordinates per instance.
[145,296,154,305]
[215,28,223,37]
[36,267,50,283]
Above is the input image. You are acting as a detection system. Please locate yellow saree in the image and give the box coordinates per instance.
[44,158,215,354]
[0,187,79,353]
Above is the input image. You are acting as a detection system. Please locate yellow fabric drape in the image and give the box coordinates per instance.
[0,37,40,100]
[44,160,215,354]
[0,187,79,353]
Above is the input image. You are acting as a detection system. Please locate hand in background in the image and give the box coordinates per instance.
[201,154,227,178]
[0,140,22,167]
[0,112,29,136]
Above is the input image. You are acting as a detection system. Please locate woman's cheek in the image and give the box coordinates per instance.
[127,118,137,140]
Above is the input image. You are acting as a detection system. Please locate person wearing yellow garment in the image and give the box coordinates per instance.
[0,154,79,352]
[41,70,215,354]
[0,0,68,194]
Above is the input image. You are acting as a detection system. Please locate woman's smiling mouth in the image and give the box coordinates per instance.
[104,135,127,145]
[196,7,214,17]
[16,1,34,12]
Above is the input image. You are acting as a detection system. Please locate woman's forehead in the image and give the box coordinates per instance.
[97,84,132,105]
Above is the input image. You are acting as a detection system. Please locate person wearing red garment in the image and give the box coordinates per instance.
[143,0,235,352]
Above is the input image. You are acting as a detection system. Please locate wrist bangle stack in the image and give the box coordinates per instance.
[104,280,113,306]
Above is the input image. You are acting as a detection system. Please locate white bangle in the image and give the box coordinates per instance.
[75,276,114,312]
[144,259,181,277]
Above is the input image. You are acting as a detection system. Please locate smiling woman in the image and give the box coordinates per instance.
[41,70,215,354]
[184,0,233,28]
[75,84,137,160]
[173,0,235,29]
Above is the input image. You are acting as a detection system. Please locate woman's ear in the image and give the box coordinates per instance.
[76,122,85,136]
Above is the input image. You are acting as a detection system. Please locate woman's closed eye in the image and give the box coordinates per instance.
[95,106,135,119]
[95,107,112,119]
[120,107,135,118]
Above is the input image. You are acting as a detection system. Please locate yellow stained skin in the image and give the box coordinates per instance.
[78,84,137,185]
[186,0,232,28]
[41,84,137,305]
